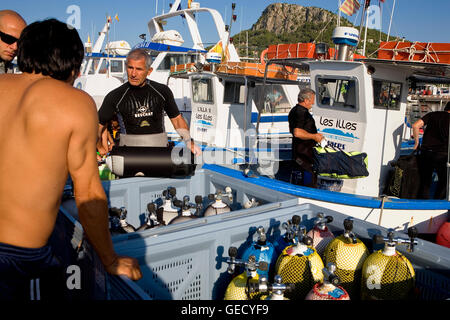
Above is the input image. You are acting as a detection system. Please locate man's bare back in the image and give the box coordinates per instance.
[0,73,98,248]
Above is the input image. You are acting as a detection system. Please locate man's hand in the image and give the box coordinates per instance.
[97,126,115,156]
[314,133,324,143]
[187,140,202,156]
[104,255,143,281]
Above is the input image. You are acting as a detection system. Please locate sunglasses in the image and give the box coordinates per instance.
[0,30,19,45]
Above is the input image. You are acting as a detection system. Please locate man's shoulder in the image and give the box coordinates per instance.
[105,82,130,98]
[147,79,171,94]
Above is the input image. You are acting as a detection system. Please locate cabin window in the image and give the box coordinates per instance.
[98,59,108,74]
[110,60,123,73]
[254,84,292,113]
[223,81,244,104]
[316,77,358,110]
[157,54,198,71]
[192,77,214,104]
[87,58,101,75]
[373,80,402,110]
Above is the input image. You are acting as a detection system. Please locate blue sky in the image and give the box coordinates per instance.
[5,0,450,48]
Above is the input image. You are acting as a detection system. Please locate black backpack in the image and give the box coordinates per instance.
[385,152,420,199]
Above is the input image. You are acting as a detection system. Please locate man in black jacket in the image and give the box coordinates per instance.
[412,102,450,199]
[288,88,323,188]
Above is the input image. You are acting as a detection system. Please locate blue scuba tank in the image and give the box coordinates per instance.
[224,247,268,300]
[361,227,418,300]
[241,226,276,279]
[273,215,301,256]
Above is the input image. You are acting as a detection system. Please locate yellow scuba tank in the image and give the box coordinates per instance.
[305,263,350,300]
[248,275,295,300]
[361,227,418,300]
[324,218,369,298]
[275,226,324,300]
[224,247,268,300]
[306,212,334,258]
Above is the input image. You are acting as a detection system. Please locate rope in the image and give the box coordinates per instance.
[374,41,450,63]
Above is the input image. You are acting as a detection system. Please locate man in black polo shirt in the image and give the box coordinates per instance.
[288,88,324,188]
[97,48,201,155]
[412,102,450,199]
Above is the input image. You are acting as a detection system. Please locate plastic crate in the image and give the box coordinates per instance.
[59,167,450,300]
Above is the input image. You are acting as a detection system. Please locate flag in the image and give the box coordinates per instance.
[339,0,361,16]
[107,16,112,23]
[115,14,119,22]
[188,0,192,9]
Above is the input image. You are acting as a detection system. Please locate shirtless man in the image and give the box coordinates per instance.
[0,19,141,299]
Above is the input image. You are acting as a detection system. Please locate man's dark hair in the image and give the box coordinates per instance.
[17,19,84,81]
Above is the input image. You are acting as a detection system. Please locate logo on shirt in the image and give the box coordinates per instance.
[135,105,153,118]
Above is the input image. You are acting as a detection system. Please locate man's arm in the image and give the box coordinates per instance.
[293,127,323,143]
[97,123,114,156]
[68,93,141,280]
[170,114,202,155]
[412,118,424,150]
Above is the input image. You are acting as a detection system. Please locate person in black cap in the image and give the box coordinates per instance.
[412,101,450,199]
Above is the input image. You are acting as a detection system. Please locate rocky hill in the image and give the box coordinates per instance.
[231,3,394,60]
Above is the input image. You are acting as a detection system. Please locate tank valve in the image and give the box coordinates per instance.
[225,247,268,275]
[323,263,341,286]
[314,212,333,230]
[373,227,418,254]
[248,275,295,298]
[343,218,358,244]
[281,215,301,243]
[256,226,267,244]
[173,195,198,216]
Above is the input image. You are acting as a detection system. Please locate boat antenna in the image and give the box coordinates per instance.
[386,0,396,41]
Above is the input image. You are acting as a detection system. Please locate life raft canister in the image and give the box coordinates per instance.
[275,226,324,300]
[306,212,335,258]
[224,247,268,300]
[361,228,418,300]
[305,263,350,300]
[324,218,369,298]
[241,226,276,279]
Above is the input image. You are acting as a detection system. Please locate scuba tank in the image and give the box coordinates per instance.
[273,215,301,256]
[248,275,295,300]
[243,197,259,209]
[108,207,136,235]
[203,187,233,216]
[275,225,324,300]
[306,212,334,258]
[305,263,350,300]
[136,203,166,231]
[161,187,179,223]
[323,217,369,298]
[361,227,418,300]
[224,247,268,300]
[436,214,450,248]
[241,226,276,279]
[168,195,201,225]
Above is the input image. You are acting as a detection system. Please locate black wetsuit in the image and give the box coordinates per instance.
[98,79,180,135]
[417,111,449,199]
[288,104,318,187]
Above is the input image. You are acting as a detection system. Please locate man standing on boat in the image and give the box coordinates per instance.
[288,88,323,188]
[97,48,201,156]
[412,102,450,199]
[0,19,142,300]
[0,10,26,74]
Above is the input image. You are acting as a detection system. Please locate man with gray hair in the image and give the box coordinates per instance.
[97,48,201,155]
[0,10,26,74]
[288,88,323,188]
